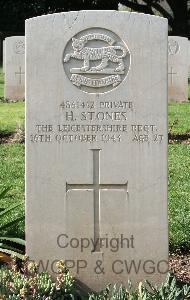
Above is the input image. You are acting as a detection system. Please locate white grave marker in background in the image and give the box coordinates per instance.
[4,36,25,101]
[3,40,5,73]
[168,36,189,102]
[188,41,190,76]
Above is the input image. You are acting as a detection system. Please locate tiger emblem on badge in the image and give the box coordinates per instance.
[14,40,25,55]
[63,28,130,93]
[168,39,180,56]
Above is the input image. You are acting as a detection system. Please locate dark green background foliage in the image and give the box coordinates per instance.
[0,66,190,252]
[0,0,189,37]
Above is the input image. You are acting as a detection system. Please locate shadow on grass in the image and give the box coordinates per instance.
[0,132,15,144]
[168,132,190,142]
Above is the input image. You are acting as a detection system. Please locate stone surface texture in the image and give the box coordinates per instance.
[3,40,5,73]
[26,11,168,291]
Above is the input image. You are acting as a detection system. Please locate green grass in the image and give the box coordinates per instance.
[0,67,25,135]
[0,68,189,136]
[0,100,188,136]
[0,74,189,252]
[0,144,24,238]
[168,144,190,252]
[0,102,25,134]
[0,98,188,137]
[168,102,190,135]
[0,67,4,98]
[0,143,189,252]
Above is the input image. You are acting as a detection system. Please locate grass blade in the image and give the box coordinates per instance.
[0,186,11,200]
[0,202,23,218]
[0,247,24,260]
[0,237,25,246]
[0,216,24,231]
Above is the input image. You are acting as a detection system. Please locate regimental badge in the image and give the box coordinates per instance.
[14,40,25,55]
[63,28,130,93]
[168,39,180,55]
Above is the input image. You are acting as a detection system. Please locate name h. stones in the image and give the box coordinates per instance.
[26,11,168,291]
[4,36,25,101]
[168,36,189,102]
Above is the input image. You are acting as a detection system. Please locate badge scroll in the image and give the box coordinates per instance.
[168,39,180,56]
[63,28,130,93]
[14,40,25,55]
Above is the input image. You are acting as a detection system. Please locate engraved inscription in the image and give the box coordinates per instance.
[29,99,165,144]
[63,28,130,93]
[168,39,180,55]
[70,74,121,88]
[66,149,128,252]
[14,40,25,54]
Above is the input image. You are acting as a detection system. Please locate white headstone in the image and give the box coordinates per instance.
[4,36,25,101]
[188,40,190,76]
[168,36,189,102]
[26,11,168,291]
[3,40,5,73]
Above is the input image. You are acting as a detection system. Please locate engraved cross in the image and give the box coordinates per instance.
[15,66,25,84]
[66,149,128,252]
[168,67,177,85]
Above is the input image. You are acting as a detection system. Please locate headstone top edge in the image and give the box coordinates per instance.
[25,10,168,24]
[168,36,188,41]
[5,36,25,41]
